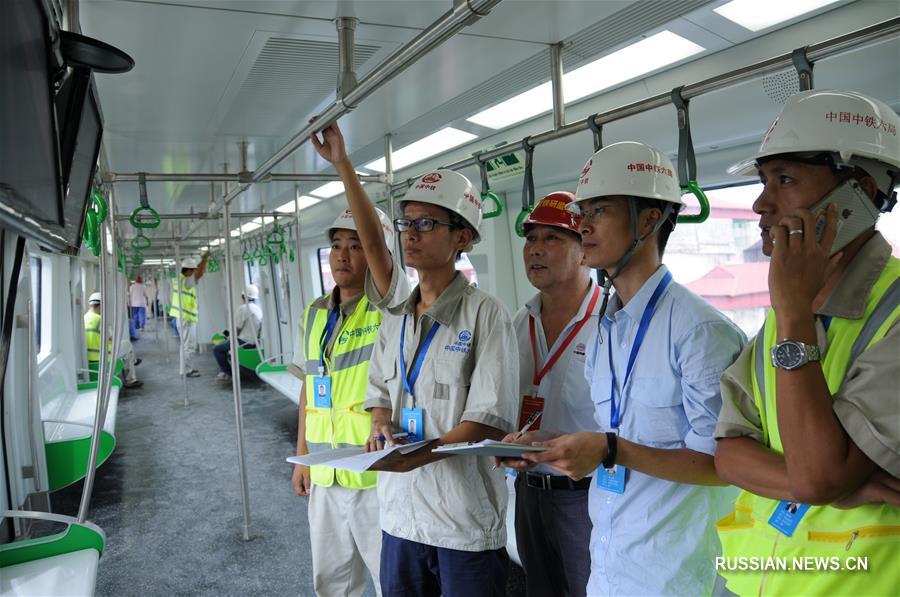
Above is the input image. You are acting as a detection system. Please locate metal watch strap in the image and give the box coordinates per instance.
[602,431,618,469]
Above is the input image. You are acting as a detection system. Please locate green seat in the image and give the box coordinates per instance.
[237,347,263,371]
[44,428,116,492]
[86,358,125,382]
[0,515,105,569]
[256,362,287,374]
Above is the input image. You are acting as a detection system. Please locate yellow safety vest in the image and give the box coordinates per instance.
[717,257,900,596]
[304,296,381,489]
[84,310,102,363]
[169,274,198,323]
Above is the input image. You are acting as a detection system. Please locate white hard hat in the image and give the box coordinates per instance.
[244,284,259,300]
[402,169,483,248]
[572,142,684,209]
[729,89,900,196]
[327,207,395,253]
[181,256,200,269]
[88,292,102,304]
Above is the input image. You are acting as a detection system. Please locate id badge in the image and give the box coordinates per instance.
[768,500,810,537]
[596,465,626,494]
[519,395,545,431]
[402,407,424,442]
[312,375,332,408]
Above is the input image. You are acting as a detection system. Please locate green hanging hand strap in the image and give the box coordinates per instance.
[130,174,161,229]
[671,87,710,224]
[515,138,536,237]
[514,206,533,238]
[477,158,504,219]
[131,233,152,250]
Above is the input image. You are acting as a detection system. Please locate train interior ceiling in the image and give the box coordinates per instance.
[1,0,898,595]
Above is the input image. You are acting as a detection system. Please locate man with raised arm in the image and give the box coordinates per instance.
[714,89,900,596]
[289,207,393,596]
[519,142,745,596]
[169,253,208,377]
[312,122,519,597]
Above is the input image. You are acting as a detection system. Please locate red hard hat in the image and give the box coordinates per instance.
[135,275,142,283]
[522,191,581,234]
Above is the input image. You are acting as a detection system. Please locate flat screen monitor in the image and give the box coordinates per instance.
[59,78,103,249]
[0,0,66,248]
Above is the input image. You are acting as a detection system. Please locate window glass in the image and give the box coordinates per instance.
[667,183,768,336]
[29,257,42,354]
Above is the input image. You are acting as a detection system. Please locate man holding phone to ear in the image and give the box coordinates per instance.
[714,90,900,596]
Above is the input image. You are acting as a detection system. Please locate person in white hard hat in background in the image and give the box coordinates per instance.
[312,122,518,597]
[129,275,148,334]
[713,90,900,597]
[289,206,394,597]
[521,142,746,596]
[169,253,208,377]
[213,284,263,381]
[494,192,600,597]
[84,292,142,389]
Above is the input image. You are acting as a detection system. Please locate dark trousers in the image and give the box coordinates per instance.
[380,531,508,597]
[131,306,146,330]
[514,475,592,597]
[213,339,254,374]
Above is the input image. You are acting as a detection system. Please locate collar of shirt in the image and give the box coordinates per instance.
[606,265,671,324]
[399,271,469,326]
[314,287,364,316]
[524,278,598,322]
[818,232,891,320]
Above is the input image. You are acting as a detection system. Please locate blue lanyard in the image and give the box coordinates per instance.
[821,315,832,331]
[400,314,440,400]
[318,307,340,374]
[605,271,673,430]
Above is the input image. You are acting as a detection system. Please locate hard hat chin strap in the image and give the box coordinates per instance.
[596,201,674,320]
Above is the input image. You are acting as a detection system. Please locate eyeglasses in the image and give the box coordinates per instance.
[393,217,455,233]
[578,205,607,222]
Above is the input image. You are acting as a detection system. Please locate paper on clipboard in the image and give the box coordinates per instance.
[287,440,433,472]
[432,439,548,457]
[287,447,364,467]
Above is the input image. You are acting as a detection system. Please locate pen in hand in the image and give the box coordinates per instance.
[493,410,543,470]
[514,410,542,440]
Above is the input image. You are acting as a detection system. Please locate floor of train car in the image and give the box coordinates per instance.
[52,316,526,597]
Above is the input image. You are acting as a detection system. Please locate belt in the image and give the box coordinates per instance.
[521,471,591,491]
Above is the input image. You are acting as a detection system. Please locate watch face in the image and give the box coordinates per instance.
[775,342,804,368]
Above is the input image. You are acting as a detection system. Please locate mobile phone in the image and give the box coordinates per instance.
[808,180,880,255]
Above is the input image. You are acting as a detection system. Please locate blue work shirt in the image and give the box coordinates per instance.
[585,265,745,596]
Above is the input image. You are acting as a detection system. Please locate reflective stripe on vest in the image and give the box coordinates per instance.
[717,257,900,597]
[169,274,198,322]
[303,295,381,489]
[84,311,102,363]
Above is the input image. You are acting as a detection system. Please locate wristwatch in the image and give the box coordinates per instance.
[771,339,821,370]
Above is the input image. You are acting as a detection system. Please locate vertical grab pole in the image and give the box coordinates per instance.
[162,259,170,364]
[550,42,565,130]
[384,133,396,254]
[292,185,306,309]
[174,231,187,405]
[77,204,111,523]
[223,200,253,540]
[102,203,124,427]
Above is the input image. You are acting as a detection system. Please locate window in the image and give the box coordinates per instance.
[29,255,51,359]
[29,257,42,353]
[666,183,768,336]
[318,247,335,296]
